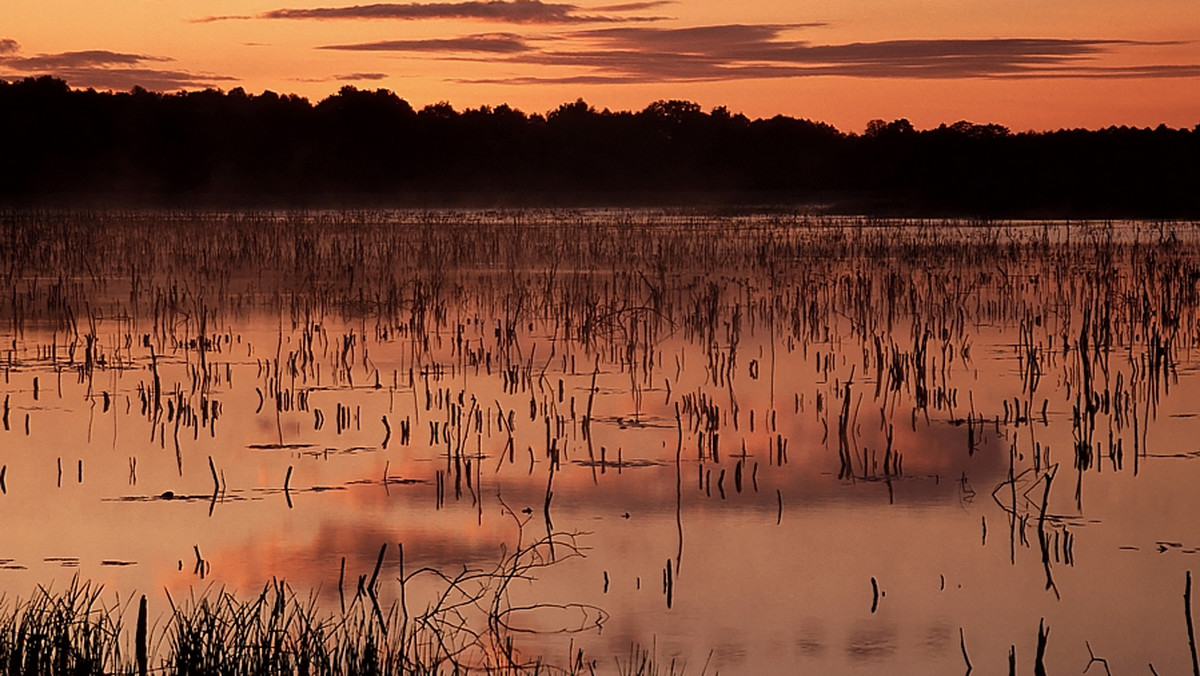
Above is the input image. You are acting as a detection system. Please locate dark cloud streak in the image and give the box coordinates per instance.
[320,33,531,53]
[26,67,235,91]
[0,43,234,91]
[577,23,825,52]
[291,72,392,82]
[4,50,171,70]
[338,72,390,80]
[264,1,578,22]
[445,25,1199,83]
[191,15,256,23]
[200,0,668,24]
[591,1,673,10]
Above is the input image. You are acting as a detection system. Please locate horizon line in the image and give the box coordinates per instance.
[2,73,1197,135]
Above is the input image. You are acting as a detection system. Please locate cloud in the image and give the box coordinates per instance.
[320,33,532,53]
[0,44,234,91]
[264,1,577,22]
[1010,63,1200,79]
[579,23,825,54]
[31,67,235,91]
[191,14,256,22]
[591,1,673,10]
[444,25,1199,83]
[199,0,668,24]
[292,72,391,82]
[338,72,390,80]
[4,50,172,70]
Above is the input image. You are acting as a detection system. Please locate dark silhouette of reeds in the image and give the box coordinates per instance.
[0,523,604,675]
[2,209,1200,673]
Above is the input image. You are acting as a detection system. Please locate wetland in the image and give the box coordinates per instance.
[2,209,1200,674]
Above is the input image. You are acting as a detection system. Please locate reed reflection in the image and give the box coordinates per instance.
[0,212,1197,673]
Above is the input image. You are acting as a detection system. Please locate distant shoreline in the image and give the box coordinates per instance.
[3,76,1198,218]
[5,192,1196,220]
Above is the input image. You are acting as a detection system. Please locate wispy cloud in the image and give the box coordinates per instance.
[0,44,234,90]
[339,72,390,80]
[591,1,673,10]
[294,72,392,82]
[578,23,826,54]
[198,0,668,24]
[1012,63,1200,79]
[320,33,532,53]
[4,50,172,70]
[442,24,1199,82]
[33,67,236,91]
[192,14,256,22]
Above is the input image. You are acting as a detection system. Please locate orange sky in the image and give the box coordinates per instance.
[1,0,1198,132]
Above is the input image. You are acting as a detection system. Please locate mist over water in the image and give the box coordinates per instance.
[1,210,1199,673]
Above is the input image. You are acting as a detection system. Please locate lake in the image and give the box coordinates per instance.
[1,209,1199,673]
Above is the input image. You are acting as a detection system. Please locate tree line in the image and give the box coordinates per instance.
[2,76,1197,216]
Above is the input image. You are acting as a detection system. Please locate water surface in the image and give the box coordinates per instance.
[1,211,1198,673]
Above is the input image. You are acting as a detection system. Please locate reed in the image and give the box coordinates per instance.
[3,210,1200,673]
[0,521,605,675]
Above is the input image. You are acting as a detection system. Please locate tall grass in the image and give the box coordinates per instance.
[0,519,603,675]
[0,578,127,675]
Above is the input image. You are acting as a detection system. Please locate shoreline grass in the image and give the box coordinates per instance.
[0,520,605,676]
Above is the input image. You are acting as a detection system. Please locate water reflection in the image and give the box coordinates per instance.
[846,622,897,662]
[795,620,827,657]
[921,621,953,657]
[0,211,1199,672]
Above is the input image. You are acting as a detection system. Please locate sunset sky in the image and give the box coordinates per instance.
[2,0,1198,132]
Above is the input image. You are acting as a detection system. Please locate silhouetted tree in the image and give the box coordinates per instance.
[0,77,1197,215]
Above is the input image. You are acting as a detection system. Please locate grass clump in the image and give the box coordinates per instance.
[0,578,127,675]
[0,522,605,675]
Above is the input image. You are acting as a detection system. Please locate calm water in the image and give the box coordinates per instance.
[2,210,1200,673]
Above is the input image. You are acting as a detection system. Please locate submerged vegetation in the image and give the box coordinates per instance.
[2,76,1199,215]
[3,209,1200,671]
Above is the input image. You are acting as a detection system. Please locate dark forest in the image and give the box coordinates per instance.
[2,76,1197,216]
